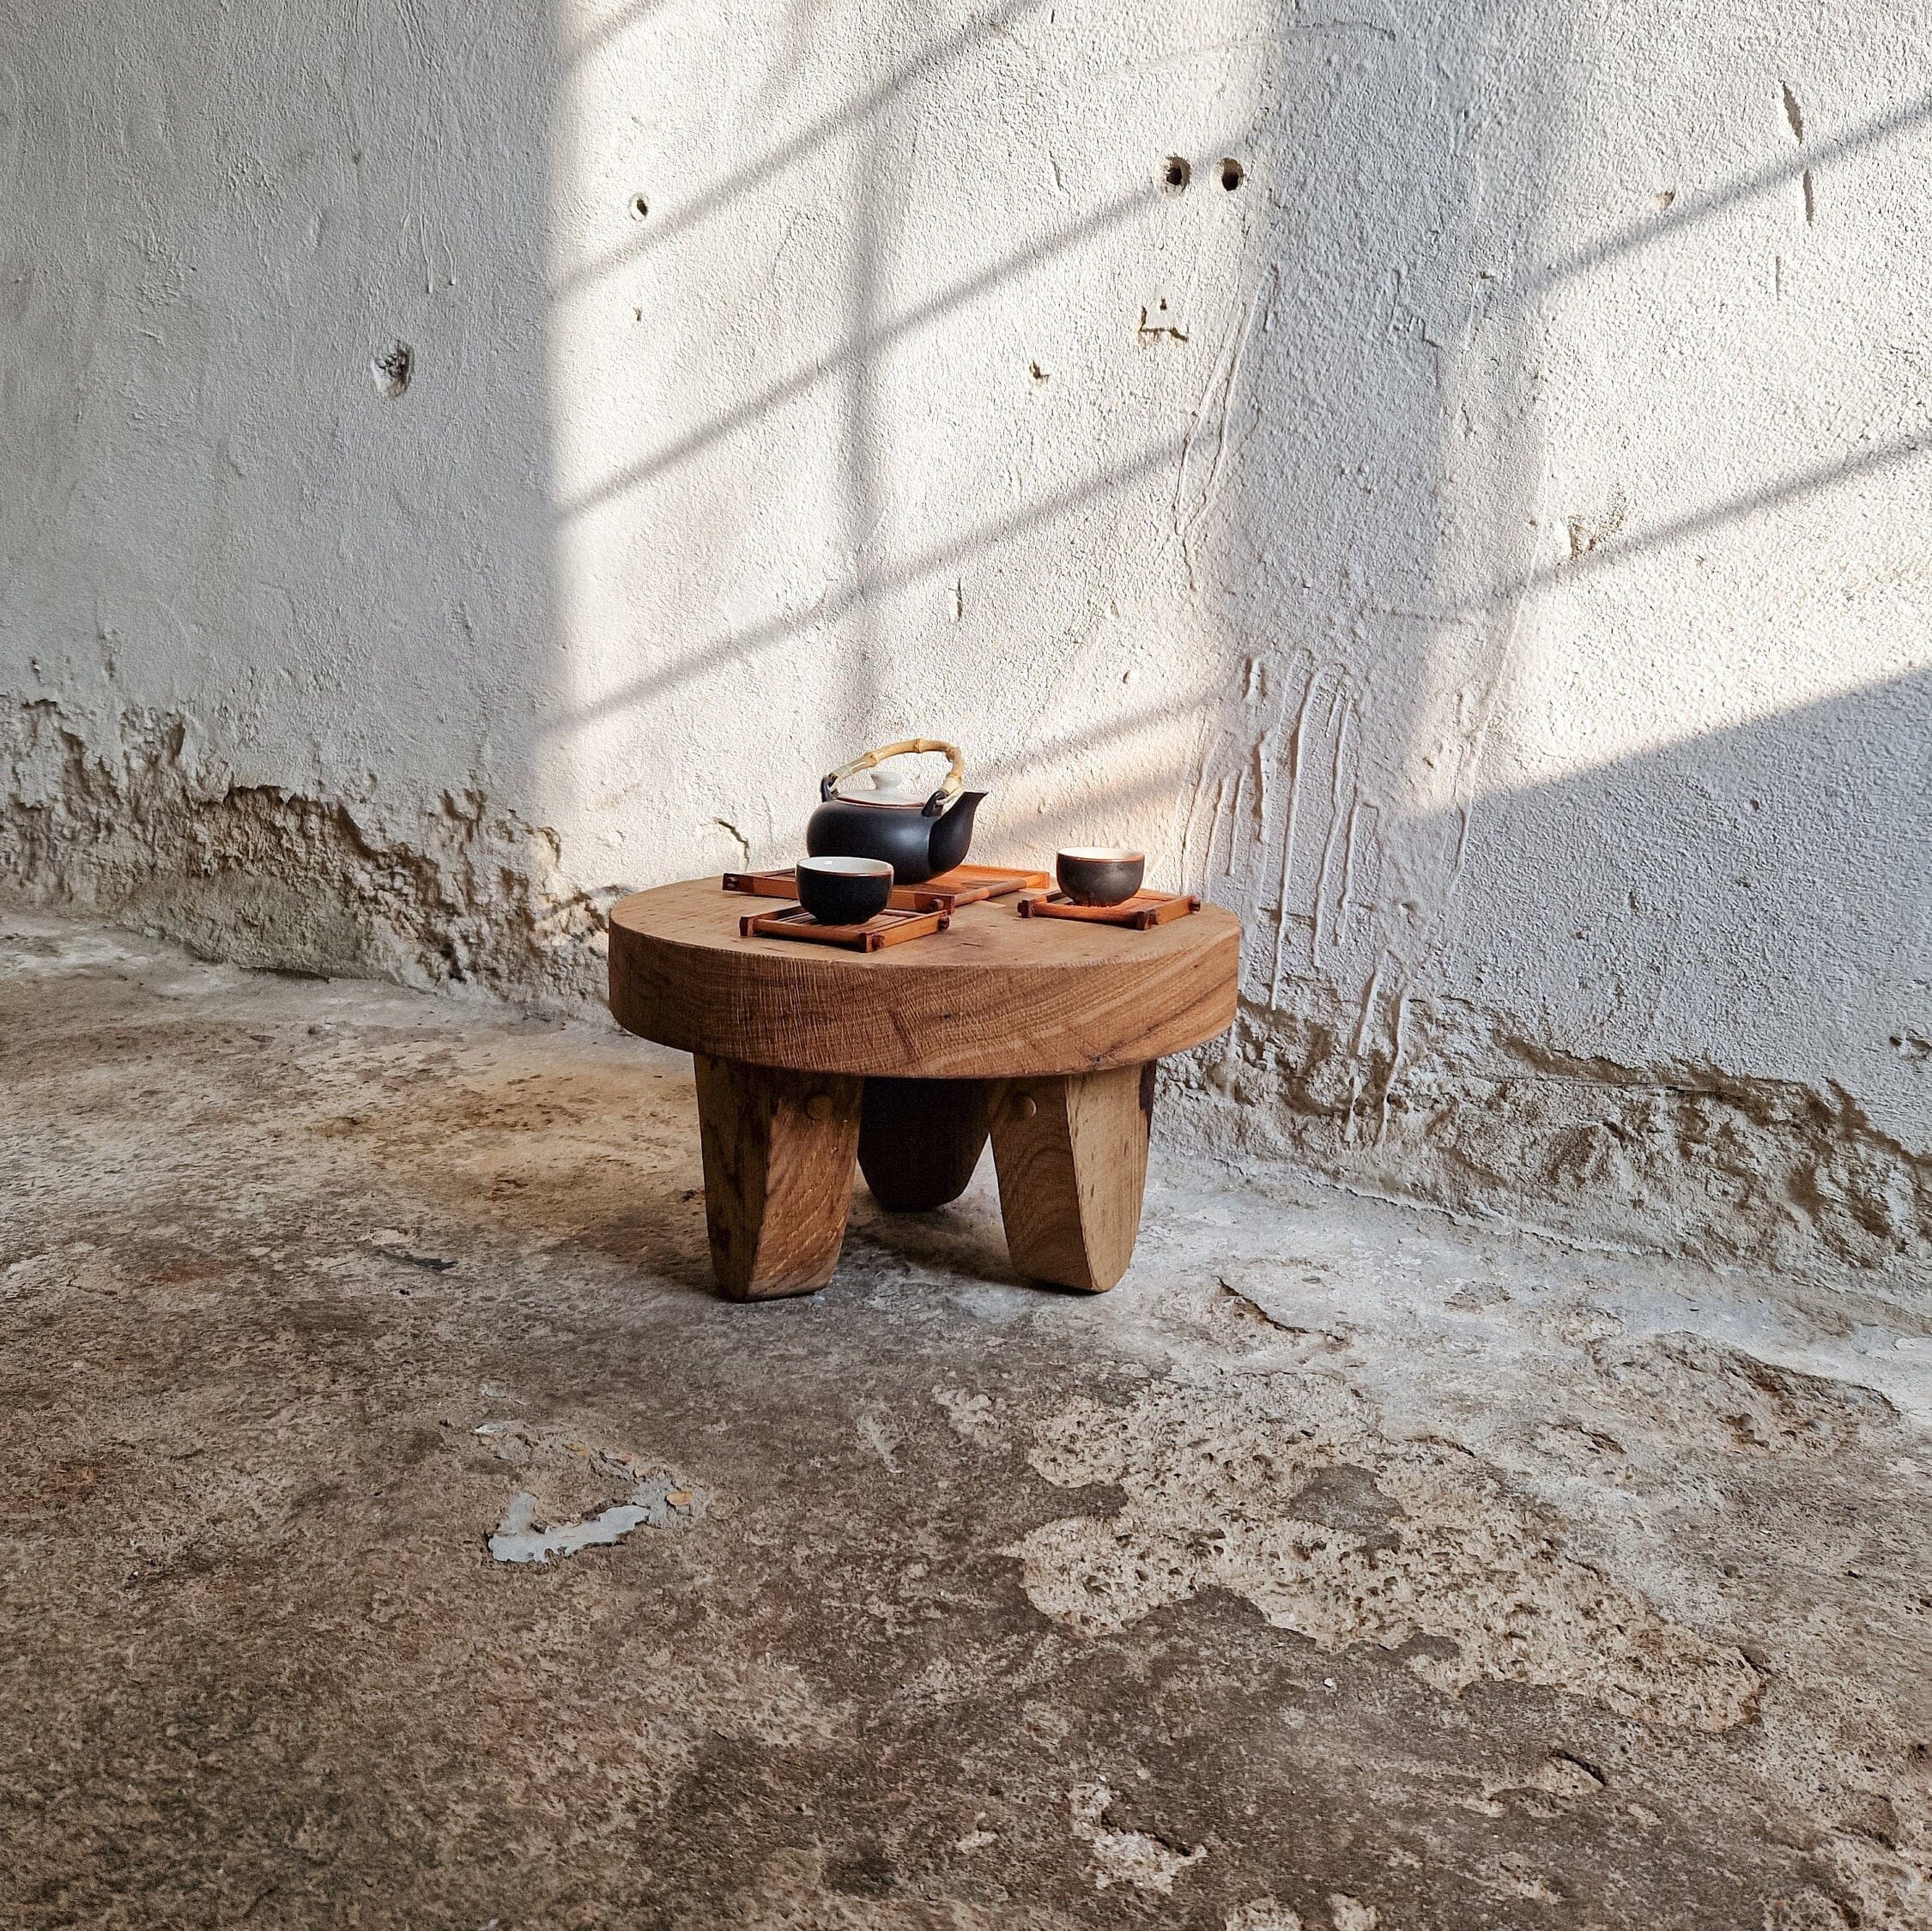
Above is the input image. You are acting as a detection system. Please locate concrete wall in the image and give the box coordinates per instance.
[3,0,1927,1286]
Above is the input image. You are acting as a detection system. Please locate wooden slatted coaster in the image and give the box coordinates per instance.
[1018,889,1202,931]
[722,868,805,899]
[899,863,1051,911]
[724,863,1049,911]
[738,905,951,952]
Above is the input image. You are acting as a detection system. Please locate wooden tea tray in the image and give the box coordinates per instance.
[724,863,1051,912]
[738,905,952,952]
[1018,890,1202,931]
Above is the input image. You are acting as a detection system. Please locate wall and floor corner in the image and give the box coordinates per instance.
[2,0,1926,1291]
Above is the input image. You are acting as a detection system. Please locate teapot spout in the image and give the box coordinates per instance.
[928,790,986,875]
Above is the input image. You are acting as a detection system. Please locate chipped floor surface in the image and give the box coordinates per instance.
[2,910,1928,1931]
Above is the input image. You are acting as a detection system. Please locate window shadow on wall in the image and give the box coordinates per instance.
[536,0,1291,874]
[1419,666,1931,1142]
[1190,16,1930,1137]
[1180,0,1569,1025]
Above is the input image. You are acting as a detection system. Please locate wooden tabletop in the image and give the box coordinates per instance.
[608,878,1241,1078]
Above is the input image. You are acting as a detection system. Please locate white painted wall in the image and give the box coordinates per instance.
[3,0,1927,1280]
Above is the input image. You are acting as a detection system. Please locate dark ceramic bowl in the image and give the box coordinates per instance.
[1056,846,1145,906]
[796,856,894,925]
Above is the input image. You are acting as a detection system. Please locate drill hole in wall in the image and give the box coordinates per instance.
[370,342,412,399]
[1161,155,1190,194]
[1220,158,1244,191]
[629,192,649,221]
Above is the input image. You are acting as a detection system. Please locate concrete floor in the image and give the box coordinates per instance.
[3,909,1928,1931]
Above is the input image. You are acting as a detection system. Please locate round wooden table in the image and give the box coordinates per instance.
[607,879,1240,1299]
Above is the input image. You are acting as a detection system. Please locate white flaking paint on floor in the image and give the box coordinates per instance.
[487,1474,701,1565]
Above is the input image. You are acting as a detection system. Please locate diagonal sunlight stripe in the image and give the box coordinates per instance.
[539,434,1188,736]
[1514,93,1932,305]
[552,185,1158,524]
[551,0,1057,296]
[1464,431,1930,619]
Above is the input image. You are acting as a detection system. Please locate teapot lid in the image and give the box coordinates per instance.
[833,766,931,805]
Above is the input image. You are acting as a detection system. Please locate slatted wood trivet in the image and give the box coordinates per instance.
[723,868,808,899]
[738,905,951,952]
[1018,890,1201,931]
[724,863,1050,912]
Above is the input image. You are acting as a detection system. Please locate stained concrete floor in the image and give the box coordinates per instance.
[2,908,1929,1931]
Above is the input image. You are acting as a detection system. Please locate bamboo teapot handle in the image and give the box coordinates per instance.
[820,739,966,816]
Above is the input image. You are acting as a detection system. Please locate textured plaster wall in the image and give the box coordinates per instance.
[2,0,1927,1284]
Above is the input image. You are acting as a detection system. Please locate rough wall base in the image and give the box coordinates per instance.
[1168,997,1930,1296]
[2,699,613,1008]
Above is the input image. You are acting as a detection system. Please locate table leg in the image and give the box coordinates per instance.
[692,1055,863,1298]
[988,1062,1154,1292]
[857,1077,994,1211]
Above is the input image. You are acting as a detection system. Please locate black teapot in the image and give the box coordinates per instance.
[805,739,986,885]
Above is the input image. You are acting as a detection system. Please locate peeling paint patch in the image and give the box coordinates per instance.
[488,1474,700,1565]
[1008,1379,1763,1730]
[474,1419,706,1564]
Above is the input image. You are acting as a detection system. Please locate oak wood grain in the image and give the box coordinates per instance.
[692,1055,863,1298]
[988,1063,1154,1292]
[609,878,1239,1078]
